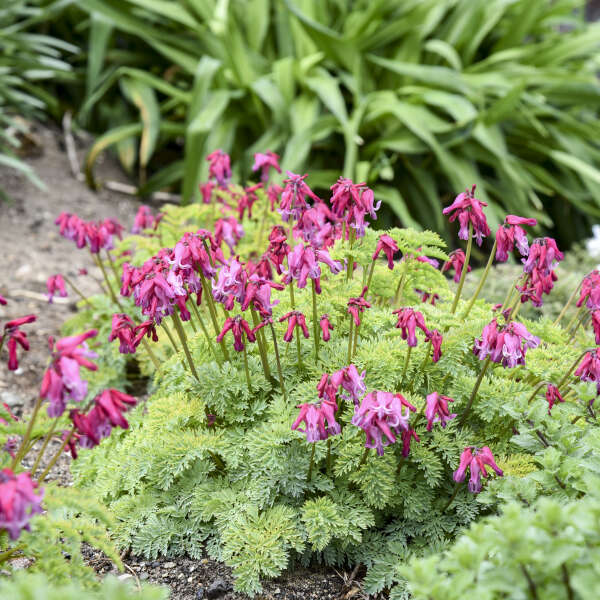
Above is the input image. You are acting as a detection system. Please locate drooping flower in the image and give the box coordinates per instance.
[253,151,281,183]
[279,171,320,222]
[392,308,430,347]
[347,287,371,327]
[108,313,136,354]
[294,202,338,248]
[401,428,420,458]
[545,384,565,415]
[214,216,244,253]
[0,469,44,540]
[132,320,158,347]
[40,330,98,417]
[279,311,309,342]
[283,244,342,292]
[292,399,340,442]
[425,392,456,431]
[442,184,490,246]
[473,319,539,368]
[415,289,440,306]
[592,310,600,345]
[453,446,503,493]
[517,268,557,308]
[212,258,246,311]
[426,329,443,362]
[267,184,283,211]
[216,315,256,352]
[132,205,163,234]
[199,181,216,204]
[577,270,600,309]
[522,237,564,276]
[266,225,289,274]
[319,315,333,342]
[574,348,600,393]
[330,364,367,405]
[0,295,7,305]
[495,215,537,262]
[329,177,380,239]
[442,249,471,283]
[70,389,137,450]
[372,234,399,270]
[206,149,231,187]
[46,274,67,303]
[1,315,36,371]
[351,391,411,456]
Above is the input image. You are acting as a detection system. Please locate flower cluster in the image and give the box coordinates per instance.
[442,185,490,245]
[55,212,123,253]
[0,469,44,540]
[453,446,503,492]
[1,315,36,371]
[473,319,539,368]
[46,274,67,303]
[330,177,380,239]
[518,237,564,307]
[495,215,537,262]
[132,205,163,234]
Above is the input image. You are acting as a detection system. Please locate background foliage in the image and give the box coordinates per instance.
[2,0,600,247]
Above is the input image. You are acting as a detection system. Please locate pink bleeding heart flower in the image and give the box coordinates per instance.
[46,275,67,303]
[392,308,430,347]
[206,149,231,187]
[425,392,456,431]
[442,184,490,246]
[279,311,309,342]
[199,181,216,204]
[0,469,44,540]
[267,226,290,274]
[453,446,503,493]
[214,217,244,253]
[132,205,163,234]
[319,315,334,342]
[473,319,539,368]
[577,270,600,310]
[253,151,281,183]
[2,315,36,371]
[592,310,600,345]
[495,215,537,262]
[522,237,564,276]
[401,428,420,458]
[292,399,341,442]
[575,348,600,394]
[329,178,380,239]
[442,249,471,283]
[545,384,565,415]
[373,234,399,270]
[216,315,256,352]
[279,171,320,223]
[108,313,137,354]
[0,295,7,305]
[347,287,371,327]
[425,329,443,362]
[352,391,412,456]
[330,365,367,405]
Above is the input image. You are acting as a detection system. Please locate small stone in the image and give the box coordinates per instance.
[161,572,169,578]
[201,558,208,565]
[140,573,149,581]
[117,574,132,581]
[196,587,204,599]
[188,576,193,583]
[206,577,232,599]
[0,391,22,407]
[163,562,176,568]
[274,588,281,595]
[151,561,160,567]
[189,566,196,572]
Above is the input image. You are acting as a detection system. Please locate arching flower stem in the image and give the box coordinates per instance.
[463,237,497,319]
[171,312,200,380]
[554,280,582,326]
[450,222,473,314]
[458,356,491,427]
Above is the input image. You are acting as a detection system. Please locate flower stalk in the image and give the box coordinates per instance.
[190,301,220,365]
[36,427,75,484]
[554,281,582,326]
[11,396,44,469]
[171,312,200,380]
[458,356,491,427]
[268,321,287,402]
[450,222,473,314]
[311,279,320,361]
[463,237,497,318]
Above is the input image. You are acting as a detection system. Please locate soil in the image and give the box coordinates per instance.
[0,124,367,600]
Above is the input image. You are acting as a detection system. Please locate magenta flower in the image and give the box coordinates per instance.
[267,184,283,211]
[545,384,565,415]
[392,308,430,347]
[40,330,98,417]
[212,258,246,311]
[329,178,380,239]
[401,428,420,458]
[518,269,557,308]
[577,270,600,309]
[292,399,340,442]
[426,329,443,362]
[352,391,411,456]
[347,287,371,327]
[46,274,67,303]
[206,149,231,187]
[108,313,136,354]
[591,310,600,345]
[373,234,399,270]
[279,311,309,342]
[442,184,490,246]
[133,320,158,347]
[522,237,564,276]
[2,315,36,371]
[70,389,137,450]
[132,205,163,234]
[473,319,539,368]
[330,364,367,405]
[319,315,333,342]
[253,151,281,183]
[453,446,503,493]
[442,249,471,283]
[280,171,320,222]
[495,215,537,262]
[575,348,600,393]
[283,244,341,293]
[267,225,290,274]
[216,315,256,352]
[214,217,244,253]
[425,392,456,431]
[171,231,217,277]
[0,295,7,305]
[294,202,338,248]
[0,469,44,540]
[199,181,216,204]
[317,373,338,404]
[416,289,440,306]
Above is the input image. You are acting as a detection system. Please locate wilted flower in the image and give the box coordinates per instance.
[392,308,430,347]
[46,275,67,303]
[453,446,503,493]
[372,234,399,269]
[442,185,490,246]
[292,400,340,442]
[352,391,411,456]
[0,469,44,540]
[545,384,565,415]
[425,392,456,431]
[319,315,333,342]
[495,215,537,262]
[253,151,281,183]
[442,249,471,283]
